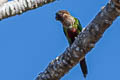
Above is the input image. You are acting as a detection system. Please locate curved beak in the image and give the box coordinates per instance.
[55,12,62,21]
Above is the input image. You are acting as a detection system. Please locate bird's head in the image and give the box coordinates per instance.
[56,10,70,22]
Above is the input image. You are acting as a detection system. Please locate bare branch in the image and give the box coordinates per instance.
[35,0,120,80]
[0,0,55,20]
[0,0,8,6]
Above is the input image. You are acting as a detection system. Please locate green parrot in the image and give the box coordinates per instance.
[55,10,88,78]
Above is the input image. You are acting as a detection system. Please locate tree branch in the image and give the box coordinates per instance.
[0,0,55,20]
[35,0,120,80]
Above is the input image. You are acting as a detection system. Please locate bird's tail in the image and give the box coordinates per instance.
[79,58,88,78]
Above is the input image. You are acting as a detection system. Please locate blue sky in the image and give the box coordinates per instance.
[0,0,120,80]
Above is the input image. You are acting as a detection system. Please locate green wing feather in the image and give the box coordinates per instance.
[63,27,72,44]
[74,17,82,33]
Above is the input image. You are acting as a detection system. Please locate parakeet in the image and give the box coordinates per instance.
[55,10,88,78]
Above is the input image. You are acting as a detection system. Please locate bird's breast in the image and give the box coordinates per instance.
[67,29,78,43]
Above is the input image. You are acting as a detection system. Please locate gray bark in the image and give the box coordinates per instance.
[0,0,8,6]
[0,0,55,20]
[35,0,120,80]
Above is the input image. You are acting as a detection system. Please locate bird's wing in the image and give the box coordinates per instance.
[74,17,82,32]
[63,27,72,45]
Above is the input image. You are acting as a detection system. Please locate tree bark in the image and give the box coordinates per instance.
[0,0,55,20]
[35,0,120,80]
